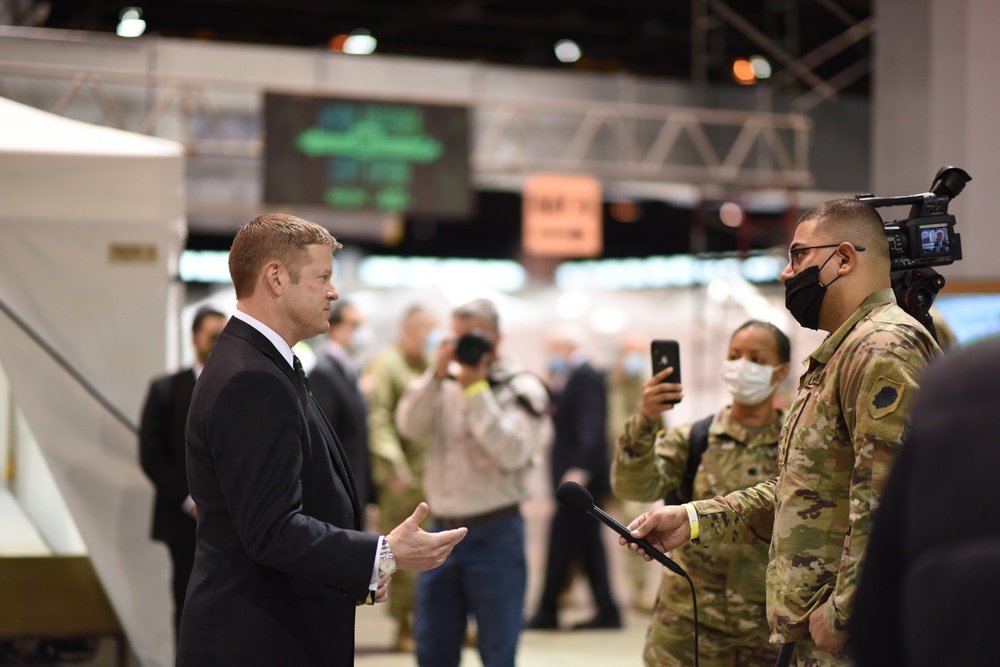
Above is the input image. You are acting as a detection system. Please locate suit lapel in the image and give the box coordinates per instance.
[224,318,363,526]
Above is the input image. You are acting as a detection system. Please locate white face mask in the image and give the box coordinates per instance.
[347,323,374,355]
[721,358,782,406]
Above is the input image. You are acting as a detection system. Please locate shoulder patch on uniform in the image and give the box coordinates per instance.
[872,385,898,409]
[867,375,905,419]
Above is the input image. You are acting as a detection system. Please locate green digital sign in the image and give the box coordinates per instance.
[264,92,472,218]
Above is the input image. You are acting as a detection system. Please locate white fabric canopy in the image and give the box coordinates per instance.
[0,97,184,667]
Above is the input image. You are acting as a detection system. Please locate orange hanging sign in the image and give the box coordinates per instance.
[522,173,602,257]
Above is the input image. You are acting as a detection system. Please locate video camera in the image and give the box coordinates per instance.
[856,166,970,272]
[855,166,972,340]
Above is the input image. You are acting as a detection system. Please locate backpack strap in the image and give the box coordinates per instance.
[664,413,716,505]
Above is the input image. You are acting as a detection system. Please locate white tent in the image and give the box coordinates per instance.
[0,97,185,667]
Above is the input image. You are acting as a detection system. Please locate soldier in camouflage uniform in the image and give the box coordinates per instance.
[612,321,791,667]
[622,199,940,667]
[364,305,437,651]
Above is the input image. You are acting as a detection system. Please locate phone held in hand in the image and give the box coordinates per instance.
[650,339,681,404]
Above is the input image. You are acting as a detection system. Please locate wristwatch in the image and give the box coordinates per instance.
[378,538,397,577]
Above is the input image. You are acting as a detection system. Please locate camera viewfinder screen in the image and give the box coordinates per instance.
[919,225,949,256]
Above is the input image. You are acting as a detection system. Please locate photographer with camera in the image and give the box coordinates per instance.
[395,298,551,667]
[620,199,940,666]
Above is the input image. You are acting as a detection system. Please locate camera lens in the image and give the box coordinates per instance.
[455,331,493,365]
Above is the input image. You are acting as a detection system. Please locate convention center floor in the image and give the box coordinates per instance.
[80,492,662,666]
[355,493,659,667]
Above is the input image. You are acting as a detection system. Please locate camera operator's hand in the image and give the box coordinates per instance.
[455,351,492,388]
[433,335,456,380]
[640,367,683,423]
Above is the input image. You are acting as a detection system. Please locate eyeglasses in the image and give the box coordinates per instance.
[787,243,865,270]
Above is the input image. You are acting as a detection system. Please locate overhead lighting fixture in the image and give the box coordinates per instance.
[749,55,772,79]
[719,202,745,227]
[554,39,581,63]
[732,58,756,85]
[116,6,146,38]
[343,29,377,55]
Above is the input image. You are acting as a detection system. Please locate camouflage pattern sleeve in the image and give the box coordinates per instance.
[691,480,776,547]
[365,351,410,486]
[821,326,936,637]
[611,411,691,503]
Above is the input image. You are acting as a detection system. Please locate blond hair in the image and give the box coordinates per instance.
[228,213,341,298]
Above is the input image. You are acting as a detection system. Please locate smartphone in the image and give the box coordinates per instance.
[650,339,682,404]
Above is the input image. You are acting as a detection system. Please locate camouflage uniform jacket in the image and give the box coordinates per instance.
[691,289,940,644]
[612,404,784,634]
[365,344,429,489]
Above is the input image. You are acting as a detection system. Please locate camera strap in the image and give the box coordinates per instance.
[487,370,552,418]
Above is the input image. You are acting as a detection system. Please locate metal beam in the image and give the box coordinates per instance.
[0,52,813,189]
[708,0,840,100]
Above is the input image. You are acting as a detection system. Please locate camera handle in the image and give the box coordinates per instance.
[890,268,946,343]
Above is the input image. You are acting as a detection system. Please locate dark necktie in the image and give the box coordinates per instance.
[292,355,311,393]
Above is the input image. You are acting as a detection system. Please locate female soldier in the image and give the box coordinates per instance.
[612,320,791,667]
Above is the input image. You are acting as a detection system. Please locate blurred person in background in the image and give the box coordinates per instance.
[526,326,621,631]
[309,300,374,508]
[364,304,439,651]
[396,298,551,667]
[612,320,791,667]
[139,305,227,640]
[605,331,658,612]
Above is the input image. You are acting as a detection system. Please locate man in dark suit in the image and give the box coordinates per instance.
[139,305,227,638]
[177,213,465,666]
[527,328,621,630]
[309,300,373,508]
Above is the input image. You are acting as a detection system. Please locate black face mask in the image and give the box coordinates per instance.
[784,250,841,330]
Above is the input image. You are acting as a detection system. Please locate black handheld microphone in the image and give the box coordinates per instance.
[556,481,686,578]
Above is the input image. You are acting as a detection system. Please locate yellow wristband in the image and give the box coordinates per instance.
[464,379,490,398]
[681,502,700,541]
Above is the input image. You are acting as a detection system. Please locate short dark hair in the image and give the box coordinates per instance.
[732,320,791,363]
[192,306,226,336]
[328,300,355,326]
[798,199,889,269]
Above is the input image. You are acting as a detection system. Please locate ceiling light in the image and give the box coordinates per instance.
[554,39,581,63]
[116,7,146,38]
[749,55,772,79]
[719,202,745,227]
[732,58,756,85]
[343,29,377,55]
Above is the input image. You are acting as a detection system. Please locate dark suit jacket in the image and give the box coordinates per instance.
[851,337,1000,667]
[177,317,379,666]
[550,361,611,500]
[309,349,373,506]
[139,368,197,546]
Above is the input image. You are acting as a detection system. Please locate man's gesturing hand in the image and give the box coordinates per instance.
[387,502,467,571]
[620,506,692,560]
